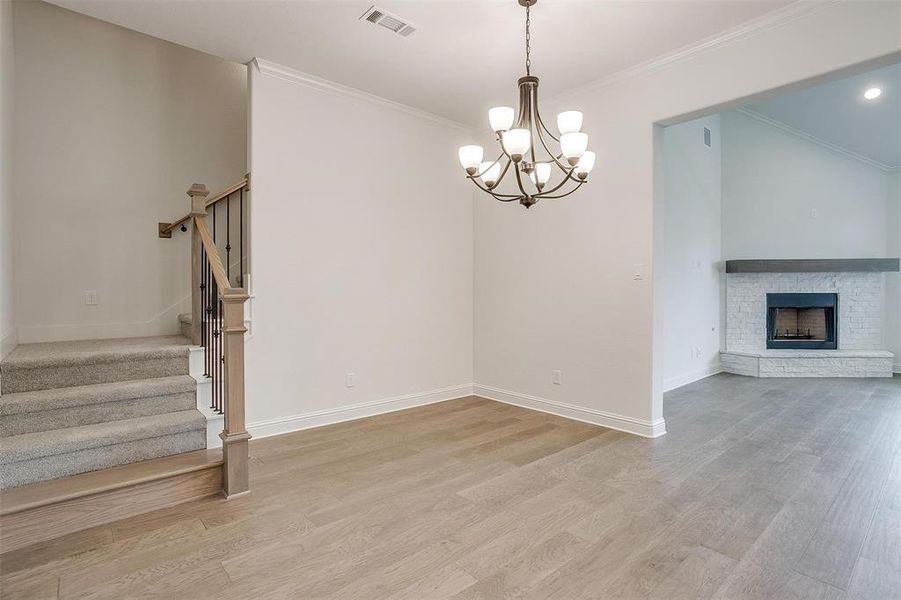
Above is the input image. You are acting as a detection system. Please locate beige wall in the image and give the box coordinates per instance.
[246,60,474,431]
[1,0,13,357]
[13,1,246,343]
[474,1,901,435]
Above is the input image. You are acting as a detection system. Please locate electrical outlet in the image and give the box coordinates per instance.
[632,264,645,281]
[84,290,98,305]
[552,370,562,385]
[810,208,818,219]
[346,373,356,388]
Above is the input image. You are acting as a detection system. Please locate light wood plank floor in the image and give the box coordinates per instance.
[2,374,899,599]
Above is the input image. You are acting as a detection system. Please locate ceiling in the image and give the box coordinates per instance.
[745,62,901,169]
[46,0,793,126]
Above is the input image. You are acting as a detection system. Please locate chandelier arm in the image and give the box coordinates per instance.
[533,163,582,196]
[473,153,506,179]
[533,94,561,143]
[466,177,522,199]
[534,124,575,174]
[513,161,531,198]
[536,181,585,200]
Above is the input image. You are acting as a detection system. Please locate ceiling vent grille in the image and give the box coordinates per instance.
[360,6,417,37]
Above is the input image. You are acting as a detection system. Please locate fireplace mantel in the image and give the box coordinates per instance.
[725,258,900,273]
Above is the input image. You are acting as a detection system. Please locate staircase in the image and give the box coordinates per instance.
[0,336,206,488]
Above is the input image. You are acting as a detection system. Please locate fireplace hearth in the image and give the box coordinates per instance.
[766,293,837,350]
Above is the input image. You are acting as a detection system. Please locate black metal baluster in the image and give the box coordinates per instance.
[201,247,208,377]
[226,191,232,284]
[218,297,224,414]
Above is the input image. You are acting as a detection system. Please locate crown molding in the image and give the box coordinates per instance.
[548,0,840,105]
[736,108,899,172]
[250,58,473,133]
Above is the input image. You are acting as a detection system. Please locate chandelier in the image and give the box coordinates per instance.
[457,0,595,209]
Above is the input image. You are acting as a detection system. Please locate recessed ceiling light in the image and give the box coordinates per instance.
[863,87,882,101]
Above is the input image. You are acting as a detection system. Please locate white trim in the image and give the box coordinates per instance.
[250,58,473,133]
[472,384,666,438]
[663,364,723,393]
[247,384,475,440]
[547,0,838,105]
[737,108,898,172]
[894,363,901,374]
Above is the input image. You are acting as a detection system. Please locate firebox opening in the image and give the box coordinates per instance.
[766,293,838,350]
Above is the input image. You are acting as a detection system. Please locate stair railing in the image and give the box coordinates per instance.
[159,177,250,498]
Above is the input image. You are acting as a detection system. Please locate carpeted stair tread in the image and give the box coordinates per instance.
[2,335,191,370]
[0,410,206,465]
[0,336,192,394]
[0,375,196,416]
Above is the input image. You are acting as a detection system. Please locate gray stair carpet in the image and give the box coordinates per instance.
[0,335,205,488]
[0,375,196,436]
[0,410,206,488]
[0,335,192,394]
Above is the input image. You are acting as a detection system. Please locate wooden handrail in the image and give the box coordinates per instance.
[194,218,231,291]
[158,175,249,238]
[164,180,251,499]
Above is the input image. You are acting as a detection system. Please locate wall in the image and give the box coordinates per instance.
[245,60,473,433]
[13,1,246,343]
[888,172,901,370]
[474,1,900,435]
[662,116,723,391]
[722,109,889,259]
[0,0,13,358]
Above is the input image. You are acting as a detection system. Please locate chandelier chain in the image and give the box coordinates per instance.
[525,3,531,76]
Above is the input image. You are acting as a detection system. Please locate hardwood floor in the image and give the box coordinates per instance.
[1,374,899,599]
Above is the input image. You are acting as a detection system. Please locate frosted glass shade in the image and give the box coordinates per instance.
[575,151,596,179]
[458,145,484,174]
[560,132,588,165]
[489,107,515,132]
[529,162,552,189]
[557,111,583,135]
[502,128,531,161]
[479,161,502,187]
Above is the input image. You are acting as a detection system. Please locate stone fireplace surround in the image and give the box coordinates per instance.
[721,266,895,378]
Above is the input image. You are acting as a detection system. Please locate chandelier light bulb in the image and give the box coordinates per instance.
[557,111,583,135]
[575,151,596,180]
[489,107,516,132]
[502,128,531,162]
[529,162,552,190]
[458,145,484,175]
[560,132,588,165]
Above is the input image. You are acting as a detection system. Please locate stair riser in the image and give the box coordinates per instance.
[1,392,196,437]
[1,357,188,394]
[0,430,206,488]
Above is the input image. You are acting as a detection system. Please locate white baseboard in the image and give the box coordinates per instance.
[472,384,666,438]
[247,384,475,440]
[663,364,723,393]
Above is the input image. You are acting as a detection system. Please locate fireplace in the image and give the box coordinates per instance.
[766,293,838,350]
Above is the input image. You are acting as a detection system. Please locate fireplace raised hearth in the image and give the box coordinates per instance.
[766,293,837,350]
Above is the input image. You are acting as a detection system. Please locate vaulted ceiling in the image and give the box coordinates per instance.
[745,62,901,170]
[46,0,793,126]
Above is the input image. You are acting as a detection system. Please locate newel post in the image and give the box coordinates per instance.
[187,184,209,345]
[220,288,251,498]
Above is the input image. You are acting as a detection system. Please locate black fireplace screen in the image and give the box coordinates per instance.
[766,293,838,350]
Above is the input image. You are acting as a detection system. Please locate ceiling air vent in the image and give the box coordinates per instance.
[360,6,417,37]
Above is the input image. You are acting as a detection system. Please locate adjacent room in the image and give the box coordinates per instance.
[0,1,899,598]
